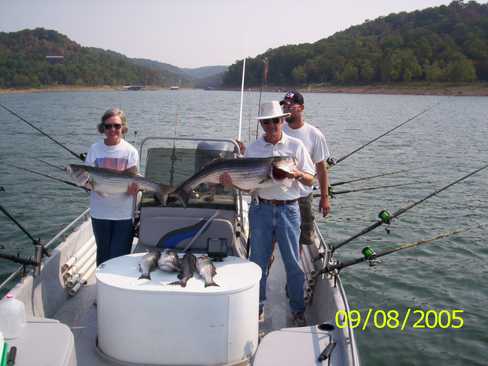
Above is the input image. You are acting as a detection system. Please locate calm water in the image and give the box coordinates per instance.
[0,90,487,365]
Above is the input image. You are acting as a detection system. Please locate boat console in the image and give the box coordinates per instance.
[96,254,261,365]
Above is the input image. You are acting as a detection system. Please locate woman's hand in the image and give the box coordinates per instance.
[219,172,233,187]
[127,182,139,196]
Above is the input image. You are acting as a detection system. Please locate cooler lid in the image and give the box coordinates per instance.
[96,254,261,295]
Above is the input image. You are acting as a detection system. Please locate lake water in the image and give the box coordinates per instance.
[0,89,487,365]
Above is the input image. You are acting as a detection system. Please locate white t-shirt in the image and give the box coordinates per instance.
[244,133,314,200]
[85,139,139,220]
[284,122,330,196]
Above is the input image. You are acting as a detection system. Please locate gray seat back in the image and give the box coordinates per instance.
[135,207,236,255]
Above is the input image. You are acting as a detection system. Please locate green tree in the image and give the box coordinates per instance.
[291,65,306,84]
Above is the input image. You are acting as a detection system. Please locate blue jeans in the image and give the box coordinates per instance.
[91,218,134,266]
[249,201,305,313]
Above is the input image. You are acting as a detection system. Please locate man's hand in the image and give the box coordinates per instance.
[219,172,233,187]
[318,196,331,217]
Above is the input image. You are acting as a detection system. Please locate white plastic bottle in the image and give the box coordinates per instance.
[0,330,4,359]
[0,294,26,339]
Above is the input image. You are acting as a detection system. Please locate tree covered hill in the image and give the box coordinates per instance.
[0,28,222,88]
[129,59,227,85]
[223,1,488,86]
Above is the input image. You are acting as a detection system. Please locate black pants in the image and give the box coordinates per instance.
[91,218,134,266]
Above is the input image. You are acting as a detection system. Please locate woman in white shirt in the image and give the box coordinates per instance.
[85,108,139,266]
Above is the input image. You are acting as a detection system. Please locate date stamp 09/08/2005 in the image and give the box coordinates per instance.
[335,309,464,331]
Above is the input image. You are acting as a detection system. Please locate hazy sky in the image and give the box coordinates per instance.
[0,0,456,68]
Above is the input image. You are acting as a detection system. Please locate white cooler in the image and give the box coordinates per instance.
[96,254,262,365]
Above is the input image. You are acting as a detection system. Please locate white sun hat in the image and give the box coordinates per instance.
[257,101,291,120]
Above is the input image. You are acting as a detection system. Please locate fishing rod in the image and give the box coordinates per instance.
[169,101,180,187]
[255,58,269,140]
[237,57,246,142]
[330,162,488,253]
[8,163,88,191]
[313,181,423,198]
[317,226,474,276]
[0,202,50,275]
[0,103,85,162]
[332,101,441,166]
[331,168,413,187]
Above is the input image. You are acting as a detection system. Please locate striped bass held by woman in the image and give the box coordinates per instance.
[174,156,298,205]
[67,164,174,201]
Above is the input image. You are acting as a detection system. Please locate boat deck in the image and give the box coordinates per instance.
[53,248,294,365]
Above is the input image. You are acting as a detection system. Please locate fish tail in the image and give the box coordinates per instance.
[157,183,175,205]
[205,281,220,288]
[174,187,191,207]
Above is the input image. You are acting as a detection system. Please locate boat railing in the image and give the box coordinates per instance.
[314,221,330,259]
[0,208,91,292]
[314,221,360,366]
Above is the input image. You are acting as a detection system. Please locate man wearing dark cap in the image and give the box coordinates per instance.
[280,90,331,246]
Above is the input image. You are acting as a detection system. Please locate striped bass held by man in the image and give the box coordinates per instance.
[174,156,298,205]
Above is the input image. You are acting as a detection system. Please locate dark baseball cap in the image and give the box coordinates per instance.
[280,90,304,105]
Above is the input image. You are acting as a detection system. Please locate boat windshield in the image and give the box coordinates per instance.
[140,140,238,209]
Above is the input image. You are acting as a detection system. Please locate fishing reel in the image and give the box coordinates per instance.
[362,246,380,267]
[328,186,335,199]
[326,157,337,167]
[378,209,392,234]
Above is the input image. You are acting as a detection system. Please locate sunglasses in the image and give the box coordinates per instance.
[261,118,281,125]
[104,124,122,130]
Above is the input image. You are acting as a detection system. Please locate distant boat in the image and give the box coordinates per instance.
[123,85,144,91]
[169,86,180,90]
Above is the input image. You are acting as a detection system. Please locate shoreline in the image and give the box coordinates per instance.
[229,82,488,96]
[1,83,488,96]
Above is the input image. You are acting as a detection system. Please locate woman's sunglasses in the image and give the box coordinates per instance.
[261,118,281,125]
[104,124,122,130]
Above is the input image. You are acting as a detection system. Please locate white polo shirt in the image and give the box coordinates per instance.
[244,132,314,200]
[284,122,330,196]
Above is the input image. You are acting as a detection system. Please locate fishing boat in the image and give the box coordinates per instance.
[123,85,145,91]
[0,136,360,366]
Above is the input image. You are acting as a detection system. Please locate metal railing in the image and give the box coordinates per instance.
[0,208,91,291]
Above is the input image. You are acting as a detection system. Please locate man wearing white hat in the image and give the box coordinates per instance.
[226,101,315,326]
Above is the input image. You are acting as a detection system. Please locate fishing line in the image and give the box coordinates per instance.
[169,93,180,186]
[8,163,87,191]
[333,101,442,166]
[255,58,268,140]
[331,168,414,187]
[313,181,425,198]
[0,103,85,161]
[331,162,488,253]
[36,158,65,172]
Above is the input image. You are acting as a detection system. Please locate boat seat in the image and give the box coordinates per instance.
[135,206,237,255]
[253,326,340,366]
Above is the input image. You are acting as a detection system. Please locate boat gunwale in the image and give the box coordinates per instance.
[0,208,91,291]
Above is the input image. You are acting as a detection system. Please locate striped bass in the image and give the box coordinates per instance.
[174,156,297,205]
[67,164,174,202]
